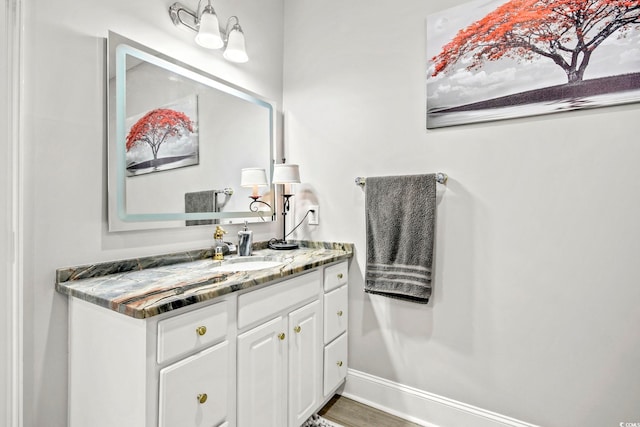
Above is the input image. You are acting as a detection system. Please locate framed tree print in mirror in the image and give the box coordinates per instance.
[125,95,199,177]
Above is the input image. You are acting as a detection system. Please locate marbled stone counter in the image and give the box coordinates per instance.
[55,241,353,319]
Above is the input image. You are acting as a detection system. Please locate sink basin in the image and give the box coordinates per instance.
[212,256,284,272]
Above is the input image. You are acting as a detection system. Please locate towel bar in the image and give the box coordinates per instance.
[355,173,447,187]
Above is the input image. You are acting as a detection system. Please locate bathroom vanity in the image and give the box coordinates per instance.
[56,242,352,427]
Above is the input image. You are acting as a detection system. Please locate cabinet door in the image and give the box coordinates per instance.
[158,341,229,427]
[288,300,322,427]
[237,316,287,427]
[323,332,348,397]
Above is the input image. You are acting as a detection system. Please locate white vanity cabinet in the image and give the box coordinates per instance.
[157,302,231,427]
[67,259,350,427]
[69,297,235,427]
[322,262,349,397]
[237,270,322,427]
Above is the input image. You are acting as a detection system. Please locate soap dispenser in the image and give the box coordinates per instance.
[238,221,253,257]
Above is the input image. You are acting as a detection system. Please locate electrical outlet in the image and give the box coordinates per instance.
[308,205,319,225]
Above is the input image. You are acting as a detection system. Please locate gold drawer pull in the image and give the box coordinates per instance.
[196,326,207,336]
[337,310,343,317]
[336,361,343,367]
[294,326,301,333]
[197,393,208,404]
[337,273,344,279]
[278,333,286,341]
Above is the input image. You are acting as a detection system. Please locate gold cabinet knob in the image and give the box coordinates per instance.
[337,273,344,279]
[197,393,208,404]
[337,310,343,317]
[196,326,207,336]
[336,361,343,367]
[293,326,301,333]
[278,333,286,341]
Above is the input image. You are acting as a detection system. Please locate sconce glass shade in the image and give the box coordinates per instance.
[240,168,268,187]
[195,8,224,49]
[223,25,249,63]
[272,164,301,184]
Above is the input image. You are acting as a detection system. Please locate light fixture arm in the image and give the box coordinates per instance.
[198,0,214,17]
[223,16,241,43]
[169,1,229,38]
[248,198,272,212]
[248,197,275,222]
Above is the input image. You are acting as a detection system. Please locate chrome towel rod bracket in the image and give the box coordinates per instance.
[355,173,448,187]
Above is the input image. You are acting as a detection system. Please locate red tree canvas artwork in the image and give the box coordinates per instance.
[427,0,640,128]
[126,109,193,160]
[125,96,199,176]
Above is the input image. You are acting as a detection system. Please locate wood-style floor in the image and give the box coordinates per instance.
[319,395,422,427]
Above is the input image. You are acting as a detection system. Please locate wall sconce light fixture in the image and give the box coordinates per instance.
[169,0,249,63]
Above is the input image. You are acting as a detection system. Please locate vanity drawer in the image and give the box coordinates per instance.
[237,270,320,330]
[324,261,348,292]
[158,341,229,427]
[157,301,228,364]
[323,332,348,396]
[324,285,348,344]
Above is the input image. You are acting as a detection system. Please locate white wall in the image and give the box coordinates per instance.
[2,1,11,423]
[2,0,22,425]
[21,1,283,425]
[283,1,640,426]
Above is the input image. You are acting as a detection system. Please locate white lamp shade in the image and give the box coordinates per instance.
[223,27,249,63]
[272,164,301,184]
[240,168,268,187]
[195,11,223,49]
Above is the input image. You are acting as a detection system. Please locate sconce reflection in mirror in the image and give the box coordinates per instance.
[240,168,272,220]
[169,0,249,63]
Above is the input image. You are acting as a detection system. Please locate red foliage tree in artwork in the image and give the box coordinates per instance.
[126,108,194,160]
[431,0,640,83]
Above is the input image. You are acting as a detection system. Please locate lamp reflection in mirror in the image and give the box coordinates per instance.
[241,168,272,219]
[241,168,268,200]
[169,1,249,63]
[270,163,301,250]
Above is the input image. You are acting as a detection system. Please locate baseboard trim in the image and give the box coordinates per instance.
[341,369,539,427]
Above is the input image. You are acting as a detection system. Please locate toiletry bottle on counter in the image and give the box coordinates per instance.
[238,221,253,257]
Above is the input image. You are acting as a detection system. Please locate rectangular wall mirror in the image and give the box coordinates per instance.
[107,32,276,232]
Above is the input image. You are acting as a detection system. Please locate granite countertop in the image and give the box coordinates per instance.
[55,241,353,319]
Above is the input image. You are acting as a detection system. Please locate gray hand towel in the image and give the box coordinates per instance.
[184,190,214,226]
[365,174,436,303]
